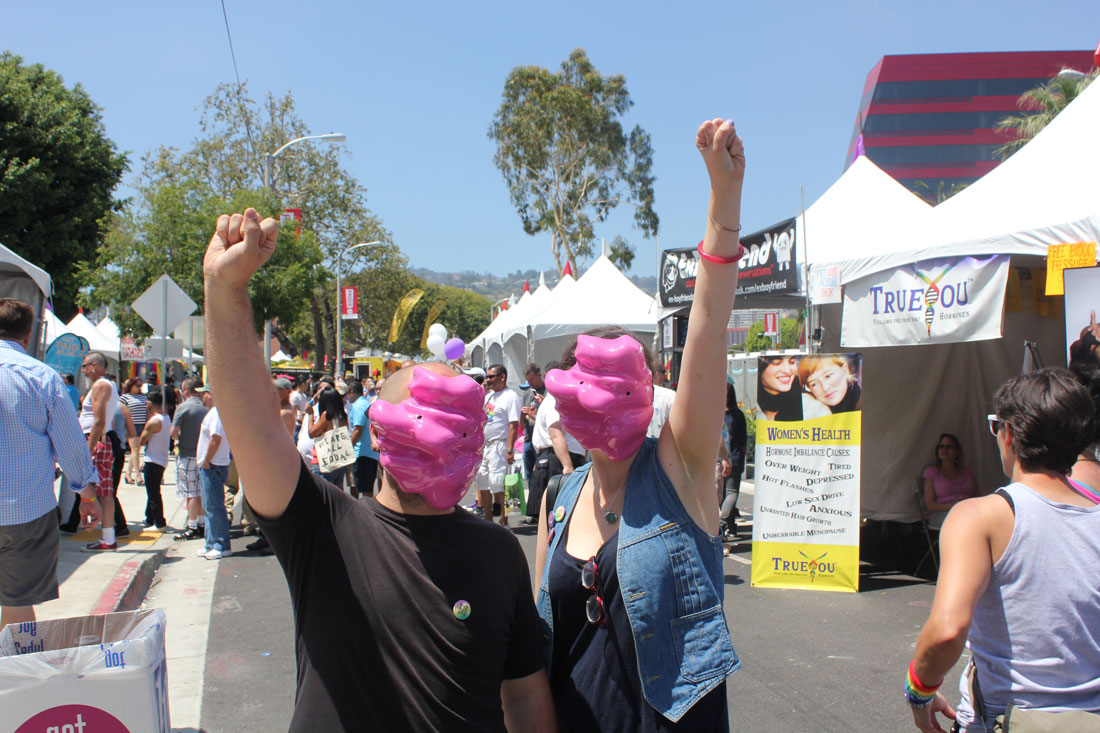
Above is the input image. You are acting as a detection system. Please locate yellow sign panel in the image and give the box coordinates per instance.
[1045,242,1097,296]
[751,542,859,592]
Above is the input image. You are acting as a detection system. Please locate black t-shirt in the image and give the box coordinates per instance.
[255,461,544,732]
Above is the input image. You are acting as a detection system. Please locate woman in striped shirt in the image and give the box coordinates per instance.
[121,378,148,485]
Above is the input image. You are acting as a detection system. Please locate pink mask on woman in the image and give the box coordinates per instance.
[545,334,654,462]
[370,366,487,509]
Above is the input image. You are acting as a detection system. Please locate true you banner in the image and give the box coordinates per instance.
[841,255,1009,348]
[750,353,862,593]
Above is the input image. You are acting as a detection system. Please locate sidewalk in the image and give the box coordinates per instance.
[43,456,219,732]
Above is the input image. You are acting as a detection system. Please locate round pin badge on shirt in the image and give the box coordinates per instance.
[554,506,566,523]
[453,600,471,621]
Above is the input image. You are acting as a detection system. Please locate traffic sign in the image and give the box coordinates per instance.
[131,275,197,337]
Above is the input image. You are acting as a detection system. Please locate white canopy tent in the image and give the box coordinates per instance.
[525,255,659,373]
[797,154,934,289]
[65,314,120,361]
[804,81,1100,522]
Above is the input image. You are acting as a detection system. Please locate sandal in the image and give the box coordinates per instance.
[136,477,145,486]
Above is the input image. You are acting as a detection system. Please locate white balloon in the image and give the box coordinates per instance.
[428,323,448,340]
[426,333,446,356]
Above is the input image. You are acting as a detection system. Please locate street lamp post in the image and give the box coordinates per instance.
[336,241,382,377]
[260,132,347,370]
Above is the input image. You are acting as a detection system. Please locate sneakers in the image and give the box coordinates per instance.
[82,539,117,552]
[201,548,232,560]
[143,523,167,532]
[520,516,539,526]
[115,527,131,538]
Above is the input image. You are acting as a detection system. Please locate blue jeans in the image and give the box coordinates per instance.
[200,464,231,553]
[310,463,346,489]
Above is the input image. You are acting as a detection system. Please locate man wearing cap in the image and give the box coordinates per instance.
[274,377,297,435]
[171,376,208,540]
[195,385,232,559]
[202,208,552,731]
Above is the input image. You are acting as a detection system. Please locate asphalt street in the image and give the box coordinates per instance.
[190,485,965,732]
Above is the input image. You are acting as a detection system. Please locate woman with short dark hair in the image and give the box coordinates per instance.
[907,368,1100,732]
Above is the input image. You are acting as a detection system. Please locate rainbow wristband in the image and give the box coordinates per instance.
[904,660,941,709]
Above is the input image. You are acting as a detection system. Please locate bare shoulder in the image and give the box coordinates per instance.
[941,493,1014,536]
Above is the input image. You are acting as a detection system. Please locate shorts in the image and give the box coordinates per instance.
[177,457,202,499]
[0,509,60,606]
[475,440,509,494]
[90,439,114,497]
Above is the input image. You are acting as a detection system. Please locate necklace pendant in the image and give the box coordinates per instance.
[604,510,619,525]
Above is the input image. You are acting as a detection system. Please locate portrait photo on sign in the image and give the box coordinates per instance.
[1063,265,1100,364]
[755,354,862,422]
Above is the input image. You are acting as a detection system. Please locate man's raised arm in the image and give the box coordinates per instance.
[203,209,299,518]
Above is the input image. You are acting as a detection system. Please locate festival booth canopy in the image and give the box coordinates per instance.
[798,155,934,296]
[0,243,52,358]
[65,314,120,361]
[813,82,1100,523]
[526,255,658,371]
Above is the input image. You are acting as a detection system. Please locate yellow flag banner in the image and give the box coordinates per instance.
[419,300,448,349]
[750,354,862,593]
[1045,242,1096,296]
[388,288,425,344]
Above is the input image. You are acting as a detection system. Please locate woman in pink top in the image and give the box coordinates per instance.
[923,433,978,513]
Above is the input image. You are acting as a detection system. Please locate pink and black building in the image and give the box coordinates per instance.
[845,51,1096,199]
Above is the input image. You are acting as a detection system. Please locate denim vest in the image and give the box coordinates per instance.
[536,438,739,722]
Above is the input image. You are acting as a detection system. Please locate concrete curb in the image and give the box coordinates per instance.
[91,546,168,615]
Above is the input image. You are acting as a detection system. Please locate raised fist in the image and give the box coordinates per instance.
[203,208,280,289]
[696,118,746,189]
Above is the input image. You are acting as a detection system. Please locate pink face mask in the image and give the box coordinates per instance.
[370,366,487,509]
[545,334,654,462]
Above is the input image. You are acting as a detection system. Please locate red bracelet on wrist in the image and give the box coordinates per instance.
[697,240,746,264]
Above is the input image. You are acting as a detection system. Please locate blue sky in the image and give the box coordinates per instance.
[3,1,1097,281]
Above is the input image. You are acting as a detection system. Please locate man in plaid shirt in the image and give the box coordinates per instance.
[0,299,101,627]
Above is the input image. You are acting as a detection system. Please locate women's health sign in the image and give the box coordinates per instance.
[750,353,862,592]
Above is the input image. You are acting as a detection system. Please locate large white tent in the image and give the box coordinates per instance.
[65,314,121,361]
[525,255,659,372]
[797,154,934,290]
[806,80,1100,522]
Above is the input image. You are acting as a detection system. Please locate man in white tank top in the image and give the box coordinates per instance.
[77,352,120,552]
[907,369,1100,732]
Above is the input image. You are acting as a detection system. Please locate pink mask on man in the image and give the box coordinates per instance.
[370,366,487,509]
[545,334,654,461]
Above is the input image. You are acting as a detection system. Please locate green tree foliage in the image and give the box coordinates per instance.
[0,52,127,318]
[80,175,322,338]
[337,268,491,357]
[994,69,1097,160]
[608,234,635,273]
[489,49,657,275]
[741,316,802,353]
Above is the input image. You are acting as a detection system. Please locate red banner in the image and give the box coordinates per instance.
[341,286,359,320]
[763,312,779,336]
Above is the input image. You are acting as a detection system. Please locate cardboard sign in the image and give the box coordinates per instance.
[1045,242,1096,296]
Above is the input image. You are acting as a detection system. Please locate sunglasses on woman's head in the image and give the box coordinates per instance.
[581,557,605,626]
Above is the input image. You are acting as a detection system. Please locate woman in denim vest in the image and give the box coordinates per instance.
[533,117,744,731]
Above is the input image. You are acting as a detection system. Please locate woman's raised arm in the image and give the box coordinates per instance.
[659,118,745,533]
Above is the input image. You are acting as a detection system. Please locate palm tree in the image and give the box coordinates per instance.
[994,69,1097,160]
[911,180,970,205]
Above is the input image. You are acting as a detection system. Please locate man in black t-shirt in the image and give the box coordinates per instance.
[202,208,554,732]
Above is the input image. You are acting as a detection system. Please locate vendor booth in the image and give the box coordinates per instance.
[806,77,1100,522]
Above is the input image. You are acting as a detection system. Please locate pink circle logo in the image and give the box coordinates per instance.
[15,704,129,732]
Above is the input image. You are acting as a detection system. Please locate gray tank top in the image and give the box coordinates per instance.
[956,482,1100,730]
